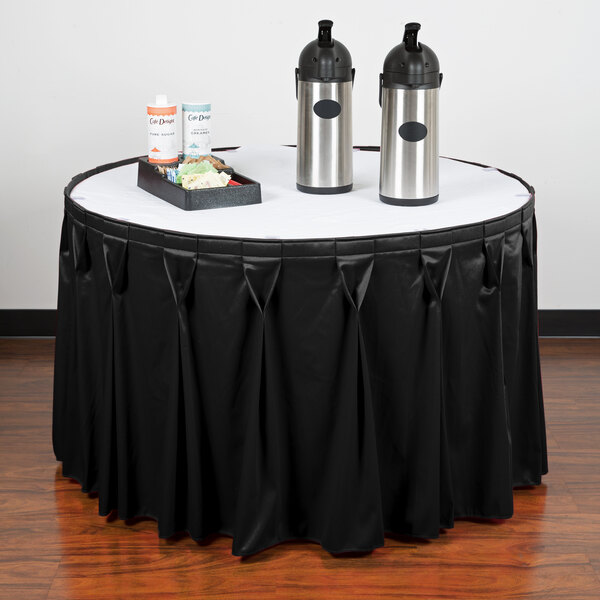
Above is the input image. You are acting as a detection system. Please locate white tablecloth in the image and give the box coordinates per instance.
[70,145,531,240]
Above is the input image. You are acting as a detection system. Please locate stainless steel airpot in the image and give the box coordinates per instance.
[296,20,355,194]
[379,23,443,205]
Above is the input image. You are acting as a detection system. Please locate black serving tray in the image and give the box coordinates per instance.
[137,156,262,211]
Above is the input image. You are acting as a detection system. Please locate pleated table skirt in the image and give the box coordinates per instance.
[54,160,547,556]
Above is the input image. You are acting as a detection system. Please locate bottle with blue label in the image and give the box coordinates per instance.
[182,102,212,158]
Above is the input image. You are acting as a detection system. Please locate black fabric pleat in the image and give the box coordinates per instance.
[99,230,129,518]
[161,245,200,537]
[504,216,547,485]
[71,220,99,494]
[329,246,384,552]
[420,243,454,532]
[233,250,283,555]
[441,231,514,520]
[52,216,72,463]
[54,190,547,556]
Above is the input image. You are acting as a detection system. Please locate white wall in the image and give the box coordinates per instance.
[1,0,598,309]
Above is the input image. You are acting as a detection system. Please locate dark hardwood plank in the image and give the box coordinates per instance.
[0,337,599,599]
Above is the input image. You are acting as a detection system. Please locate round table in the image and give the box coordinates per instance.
[53,145,547,556]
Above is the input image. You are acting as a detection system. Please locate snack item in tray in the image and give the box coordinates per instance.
[181,171,231,190]
[166,167,178,183]
[176,161,217,184]
[200,155,229,170]
[182,155,230,170]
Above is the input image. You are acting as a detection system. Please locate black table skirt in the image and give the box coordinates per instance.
[53,157,547,556]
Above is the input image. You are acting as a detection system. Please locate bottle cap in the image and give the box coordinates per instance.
[155,94,168,106]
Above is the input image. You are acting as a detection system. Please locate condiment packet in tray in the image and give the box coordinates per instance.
[158,160,231,189]
[157,155,232,188]
[182,155,230,170]
[181,171,231,190]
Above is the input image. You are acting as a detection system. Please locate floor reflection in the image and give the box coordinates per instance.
[53,465,557,599]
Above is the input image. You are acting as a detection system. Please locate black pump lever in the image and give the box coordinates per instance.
[403,22,421,51]
[318,20,334,47]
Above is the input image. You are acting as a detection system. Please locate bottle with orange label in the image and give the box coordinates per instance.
[147,95,178,164]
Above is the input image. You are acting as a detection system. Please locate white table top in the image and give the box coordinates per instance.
[70,145,531,241]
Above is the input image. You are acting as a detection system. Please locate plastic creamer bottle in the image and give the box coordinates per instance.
[147,95,178,164]
[182,102,211,158]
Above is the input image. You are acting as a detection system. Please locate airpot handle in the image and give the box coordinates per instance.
[318,20,334,47]
[403,22,421,51]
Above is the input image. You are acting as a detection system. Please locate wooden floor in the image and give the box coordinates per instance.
[1,339,599,599]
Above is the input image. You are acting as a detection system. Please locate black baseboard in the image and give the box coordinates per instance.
[0,310,57,336]
[0,309,599,337]
[538,310,600,337]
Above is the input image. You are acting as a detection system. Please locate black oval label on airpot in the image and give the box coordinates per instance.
[399,121,428,142]
[313,99,342,119]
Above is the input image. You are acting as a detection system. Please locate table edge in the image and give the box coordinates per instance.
[63,148,535,256]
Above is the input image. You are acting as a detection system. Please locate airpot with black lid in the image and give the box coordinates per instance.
[379,23,443,205]
[296,20,355,194]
